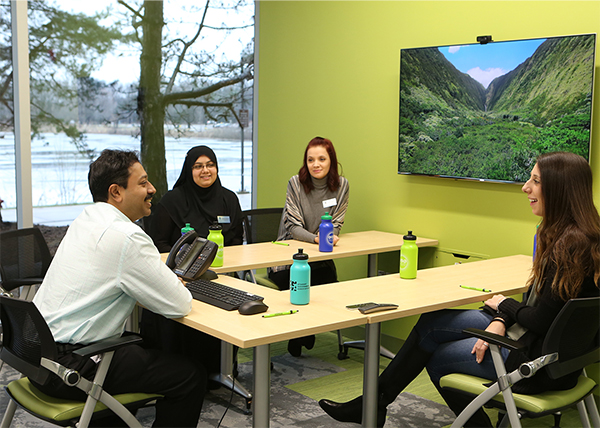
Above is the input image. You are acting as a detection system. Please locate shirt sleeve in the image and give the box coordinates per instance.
[119,229,192,319]
[497,267,565,336]
[284,178,317,243]
[332,177,349,235]
[226,192,244,246]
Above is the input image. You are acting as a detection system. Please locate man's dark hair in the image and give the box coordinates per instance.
[88,149,141,202]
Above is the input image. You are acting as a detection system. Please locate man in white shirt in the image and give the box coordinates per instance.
[32,149,205,427]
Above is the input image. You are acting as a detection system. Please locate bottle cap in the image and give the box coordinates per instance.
[293,248,309,260]
[209,222,222,230]
[403,230,416,240]
[181,223,194,234]
[321,212,332,220]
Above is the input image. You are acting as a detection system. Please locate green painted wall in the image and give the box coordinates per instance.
[255,1,600,339]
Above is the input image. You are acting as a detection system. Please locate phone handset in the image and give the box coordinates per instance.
[166,230,218,281]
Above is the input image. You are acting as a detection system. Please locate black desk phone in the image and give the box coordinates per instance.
[166,230,218,281]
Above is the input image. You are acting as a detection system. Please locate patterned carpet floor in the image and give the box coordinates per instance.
[0,331,456,427]
[1,330,591,427]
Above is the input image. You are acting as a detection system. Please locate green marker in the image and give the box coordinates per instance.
[460,285,491,293]
[271,241,290,246]
[262,310,299,318]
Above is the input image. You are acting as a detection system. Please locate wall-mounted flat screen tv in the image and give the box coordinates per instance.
[398,33,596,183]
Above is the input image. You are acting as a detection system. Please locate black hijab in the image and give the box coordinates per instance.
[159,145,239,243]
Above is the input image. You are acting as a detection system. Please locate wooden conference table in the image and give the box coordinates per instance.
[161,230,438,408]
[176,254,532,427]
[169,230,439,276]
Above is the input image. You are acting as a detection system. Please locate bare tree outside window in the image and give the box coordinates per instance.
[0,0,254,211]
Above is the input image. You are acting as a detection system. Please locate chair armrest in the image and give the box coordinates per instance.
[73,335,144,358]
[462,328,525,351]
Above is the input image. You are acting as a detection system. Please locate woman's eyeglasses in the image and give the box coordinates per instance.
[192,162,216,170]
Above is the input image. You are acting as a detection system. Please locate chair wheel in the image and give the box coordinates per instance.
[337,351,349,360]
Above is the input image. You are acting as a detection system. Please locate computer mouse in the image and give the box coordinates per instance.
[238,300,269,315]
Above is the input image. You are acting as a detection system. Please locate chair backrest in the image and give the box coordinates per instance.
[542,296,599,379]
[241,208,284,244]
[0,227,52,291]
[0,295,57,385]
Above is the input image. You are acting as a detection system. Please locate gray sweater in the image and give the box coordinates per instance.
[276,174,350,243]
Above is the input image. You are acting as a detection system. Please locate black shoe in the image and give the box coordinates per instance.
[302,334,315,350]
[319,397,362,424]
[288,335,316,357]
[288,338,302,357]
[319,396,387,427]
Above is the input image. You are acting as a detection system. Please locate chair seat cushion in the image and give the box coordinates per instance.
[439,373,597,415]
[7,377,163,423]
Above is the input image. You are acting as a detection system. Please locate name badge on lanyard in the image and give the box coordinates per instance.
[217,216,231,224]
[322,198,337,209]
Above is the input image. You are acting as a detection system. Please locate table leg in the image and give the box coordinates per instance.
[368,254,377,277]
[209,341,253,413]
[362,322,380,427]
[253,344,271,428]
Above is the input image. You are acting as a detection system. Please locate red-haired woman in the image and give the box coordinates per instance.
[269,136,350,356]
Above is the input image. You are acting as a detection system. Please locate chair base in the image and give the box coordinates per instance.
[337,337,395,360]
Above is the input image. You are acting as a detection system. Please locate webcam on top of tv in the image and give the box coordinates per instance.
[477,35,493,45]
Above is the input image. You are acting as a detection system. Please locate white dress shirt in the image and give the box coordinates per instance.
[33,202,192,345]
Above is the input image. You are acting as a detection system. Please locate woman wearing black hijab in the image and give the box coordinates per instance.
[142,146,243,378]
[150,145,244,252]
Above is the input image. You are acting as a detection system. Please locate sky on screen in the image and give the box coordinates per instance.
[439,38,545,88]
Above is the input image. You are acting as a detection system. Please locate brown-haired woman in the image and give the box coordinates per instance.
[319,151,600,427]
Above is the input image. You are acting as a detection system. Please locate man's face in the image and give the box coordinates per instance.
[118,162,156,221]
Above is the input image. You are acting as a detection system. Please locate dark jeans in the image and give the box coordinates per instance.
[414,309,509,384]
[32,343,206,427]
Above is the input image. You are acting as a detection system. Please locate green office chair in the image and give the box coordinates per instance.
[0,295,162,427]
[440,296,600,428]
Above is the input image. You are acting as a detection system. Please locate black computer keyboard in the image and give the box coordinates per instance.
[186,278,264,311]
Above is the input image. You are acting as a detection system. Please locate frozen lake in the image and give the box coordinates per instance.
[0,132,252,209]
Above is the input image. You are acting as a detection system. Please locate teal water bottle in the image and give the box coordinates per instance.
[319,212,334,252]
[181,223,194,235]
[399,231,418,279]
[290,248,311,305]
[207,222,224,267]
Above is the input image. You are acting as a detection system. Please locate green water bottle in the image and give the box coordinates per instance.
[181,223,194,235]
[400,230,418,279]
[207,222,224,267]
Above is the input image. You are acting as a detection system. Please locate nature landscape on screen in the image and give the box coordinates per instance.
[398,34,595,183]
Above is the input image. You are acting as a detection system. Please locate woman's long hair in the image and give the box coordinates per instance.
[531,152,600,300]
[298,137,341,194]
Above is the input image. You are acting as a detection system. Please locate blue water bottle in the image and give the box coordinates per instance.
[319,212,334,252]
[290,248,311,305]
